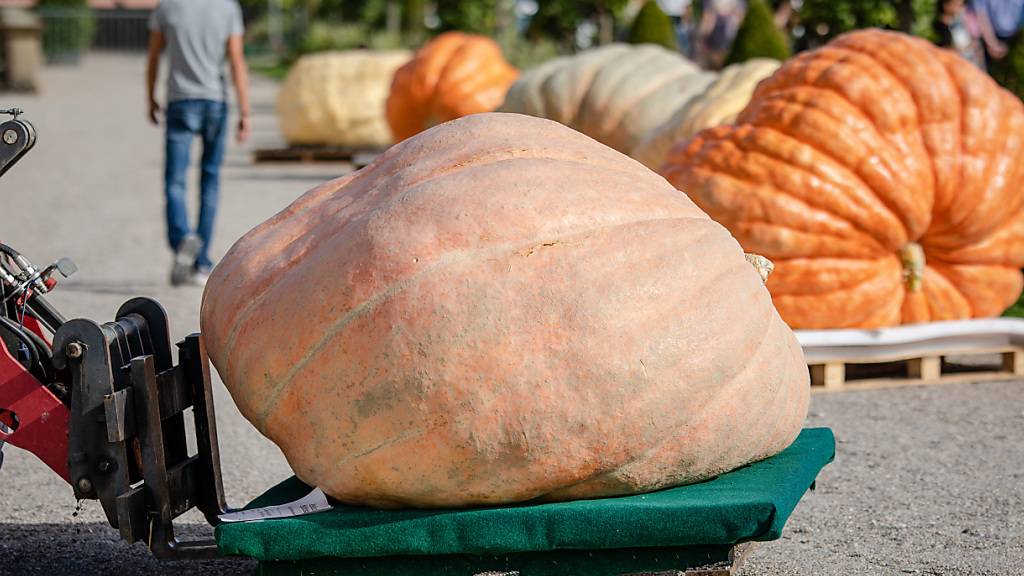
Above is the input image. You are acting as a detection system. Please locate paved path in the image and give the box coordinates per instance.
[1,54,1023,576]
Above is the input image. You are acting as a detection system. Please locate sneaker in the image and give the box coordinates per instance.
[189,268,211,287]
[170,234,202,286]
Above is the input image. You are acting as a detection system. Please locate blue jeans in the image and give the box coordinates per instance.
[164,99,228,270]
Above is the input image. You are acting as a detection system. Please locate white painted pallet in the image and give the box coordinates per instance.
[796,318,1024,392]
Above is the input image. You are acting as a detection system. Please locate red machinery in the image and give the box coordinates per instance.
[1,110,230,560]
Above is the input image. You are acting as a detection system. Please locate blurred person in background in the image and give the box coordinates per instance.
[146,0,251,287]
[697,0,746,68]
[934,0,986,68]
[658,0,697,57]
[678,0,697,58]
[973,0,1024,66]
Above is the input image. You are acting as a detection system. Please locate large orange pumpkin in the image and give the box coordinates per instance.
[386,32,519,142]
[662,29,1024,329]
[201,113,809,509]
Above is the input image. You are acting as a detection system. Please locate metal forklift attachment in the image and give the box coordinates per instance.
[1,112,231,560]
[51,298,230,560]
[0,108,36,178]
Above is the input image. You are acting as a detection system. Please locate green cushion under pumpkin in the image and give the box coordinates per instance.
[217,427,834,573]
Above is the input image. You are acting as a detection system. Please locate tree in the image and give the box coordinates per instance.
[435,0,499,35]
[527,0,630,50]
[725,0,790,65]
[402,0,425,40]
[628,1,679,51]
[795,0,936,49]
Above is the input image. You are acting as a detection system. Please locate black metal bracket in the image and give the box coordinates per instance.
[0,117,36,178]
[51,297,230,560]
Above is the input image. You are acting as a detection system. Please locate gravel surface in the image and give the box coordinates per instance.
[1,54,1023,576]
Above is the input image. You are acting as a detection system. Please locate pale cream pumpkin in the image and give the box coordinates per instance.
[499,44,777,170]
[277,50,411,148]
[201,113,809,509]
[632,58,779,169]
[499,43,717,154]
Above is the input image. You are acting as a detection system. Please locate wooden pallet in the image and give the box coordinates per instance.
[808,345,1024,393]
[473,542,756,576]
[674,542,754,576]
[254,146,382,166]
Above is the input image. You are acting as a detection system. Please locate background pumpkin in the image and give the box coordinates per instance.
[499,43,716,155]
[386,32,519,142]
[632,58,779,170]
[499,44,778,169]
[201,113,809,509]
[661,29,1024,329]
[276,50,411,148]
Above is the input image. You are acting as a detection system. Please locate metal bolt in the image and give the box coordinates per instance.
[97,459,113,473]
[2,129,17,145]
[66,342,83,359]
[76,477,93,493]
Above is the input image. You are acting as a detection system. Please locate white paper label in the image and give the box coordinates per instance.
[218,487,333,523]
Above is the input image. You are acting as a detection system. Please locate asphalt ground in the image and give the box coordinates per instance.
[1,54,1022,576]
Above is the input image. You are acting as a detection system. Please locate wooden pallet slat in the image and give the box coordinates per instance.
[1001,349,1024,375]
[809,363,845,390]
[906,355,940,381]
[808,345,1024,393]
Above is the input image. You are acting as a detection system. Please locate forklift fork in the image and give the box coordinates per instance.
[51,297,230,560]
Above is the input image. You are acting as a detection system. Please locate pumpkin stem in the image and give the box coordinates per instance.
[744,253,774,284]
[899,243,926,292]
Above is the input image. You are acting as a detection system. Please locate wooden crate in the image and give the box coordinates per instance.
[809,346,1024,393]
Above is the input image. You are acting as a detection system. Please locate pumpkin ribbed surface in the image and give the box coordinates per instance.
[499,43,715,155]
[276,50,411,147]
[498,45,778,169]
[386,32,519,142]
[201,113,808,509]
[662,29,1024,329]
[632,58,779,170]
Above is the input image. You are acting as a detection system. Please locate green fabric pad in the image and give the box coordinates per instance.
[218,428,834,563]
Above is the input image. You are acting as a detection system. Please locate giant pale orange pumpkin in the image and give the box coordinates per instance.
[201,113,808,509]
[662,29,1024,329]
[386,32,519,142]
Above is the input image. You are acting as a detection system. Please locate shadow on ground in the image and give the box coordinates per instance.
[58,281,170,296]
[0,523,255,575]
[228,168,352,182]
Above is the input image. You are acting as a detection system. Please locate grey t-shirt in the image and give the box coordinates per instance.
[149,0,244,103]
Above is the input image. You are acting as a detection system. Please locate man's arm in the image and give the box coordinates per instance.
[146,30,164,125]
[227,34,251,143]
[974,1,1008,59]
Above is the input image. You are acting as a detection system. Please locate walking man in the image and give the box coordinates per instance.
[146,0,250,286]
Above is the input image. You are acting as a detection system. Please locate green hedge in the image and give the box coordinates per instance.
[36,0,96,59]
[628,0,678,51]
[725,0,790,65]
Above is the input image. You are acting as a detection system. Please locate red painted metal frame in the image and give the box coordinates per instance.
[21,314,49,345]
[0,326,70,482]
